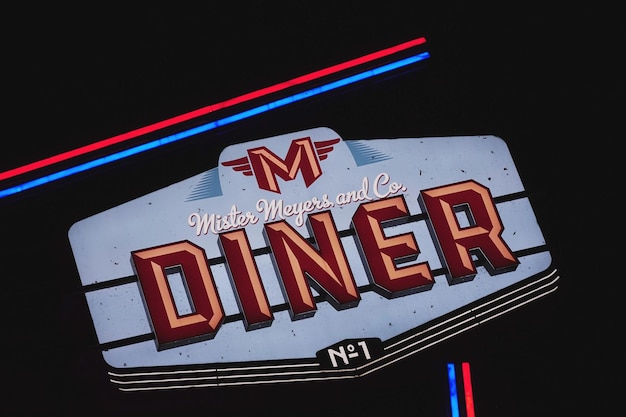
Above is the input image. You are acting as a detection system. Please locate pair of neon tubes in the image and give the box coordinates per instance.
[448,362,477,417]
[0,37,429,199]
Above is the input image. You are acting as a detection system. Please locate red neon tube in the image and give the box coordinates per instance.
[0,36,426,183]
[462,362,476,417]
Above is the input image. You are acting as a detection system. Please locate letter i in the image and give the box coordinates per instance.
[219,230,274,330]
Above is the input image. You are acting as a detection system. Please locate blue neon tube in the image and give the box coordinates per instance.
[0,52,429,199]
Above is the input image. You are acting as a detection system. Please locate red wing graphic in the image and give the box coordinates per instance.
[222,138,341,178]
[221,156,253,176]
[314,138,340,161]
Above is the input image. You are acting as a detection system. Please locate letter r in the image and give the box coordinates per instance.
[419,180,519,284]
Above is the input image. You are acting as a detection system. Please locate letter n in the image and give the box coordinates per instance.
[131,240,224,350]
[264,211,360,320]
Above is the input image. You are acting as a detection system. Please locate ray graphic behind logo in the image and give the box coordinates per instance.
[68,127,558,389]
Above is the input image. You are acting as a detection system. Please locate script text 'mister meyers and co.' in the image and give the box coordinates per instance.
[187,173,407,236]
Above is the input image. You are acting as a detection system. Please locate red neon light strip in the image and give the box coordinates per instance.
[462,362,476,417]
[0,37,426,183]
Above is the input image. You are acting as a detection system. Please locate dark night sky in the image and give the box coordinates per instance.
[1,4,619,416]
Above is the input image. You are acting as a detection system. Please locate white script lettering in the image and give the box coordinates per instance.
[188,205,259,235]
[256,195,334,226]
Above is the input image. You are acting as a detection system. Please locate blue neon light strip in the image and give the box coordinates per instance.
[0,52,429,199]
[448,363,461,417]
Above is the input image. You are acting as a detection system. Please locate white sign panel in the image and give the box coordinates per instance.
[68,127,558,390]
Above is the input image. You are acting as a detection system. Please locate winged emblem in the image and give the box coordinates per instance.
[222,138,340,175]
[220,137,340,193]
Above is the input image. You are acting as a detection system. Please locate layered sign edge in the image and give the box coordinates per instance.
[106,265,558,391]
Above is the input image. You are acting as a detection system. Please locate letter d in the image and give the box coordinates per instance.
[132,240,224,350]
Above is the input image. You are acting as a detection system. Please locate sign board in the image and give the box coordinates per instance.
[68,127,557,391]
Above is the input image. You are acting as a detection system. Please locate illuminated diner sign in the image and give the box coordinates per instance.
[68,127,558,391]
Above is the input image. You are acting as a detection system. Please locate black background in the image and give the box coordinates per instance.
[2,3,619,416]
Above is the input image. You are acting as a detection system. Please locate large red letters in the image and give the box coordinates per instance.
[132,180,518,349]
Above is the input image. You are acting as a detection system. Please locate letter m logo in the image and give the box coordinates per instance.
[222,137,339,193]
